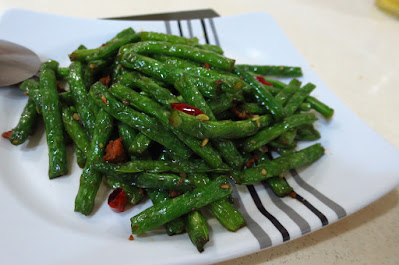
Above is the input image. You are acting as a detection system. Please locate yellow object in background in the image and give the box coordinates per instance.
[376,0,399,17]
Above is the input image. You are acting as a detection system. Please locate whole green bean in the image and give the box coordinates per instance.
[120,41,235,71]
[75,108,114,215]
[10,98,39,145]
[239,143,325,184]
[130,175,232,234]
[141,31,199,45]
[236,64,303,77]
[69,33,140,62]
[39,68,68,178]
[243,113,317,152]
[169,109,272,139]
[133,173,193,192]
[93,159,228,174]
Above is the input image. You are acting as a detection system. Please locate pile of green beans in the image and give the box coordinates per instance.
[4,28,333,252]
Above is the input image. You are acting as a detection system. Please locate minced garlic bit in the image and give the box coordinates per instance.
[89,64,96,69]
[279,66,284,71]
[220,184,230,189]
[201,138,209,147]
[251,115,261,127]
[196,114,210,121]
[122,99,130,106]
[179,172,187,178]
[261,168,268,176]
[279,173,284,178]
[101,95,109,105]
[72,113,81,121]
[99,143,104,148]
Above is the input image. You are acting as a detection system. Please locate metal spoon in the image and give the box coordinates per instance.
[0,40,41,87]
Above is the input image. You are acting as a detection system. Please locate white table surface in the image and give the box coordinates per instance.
[1,0,398,264]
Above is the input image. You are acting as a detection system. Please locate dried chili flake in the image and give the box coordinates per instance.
[108,187,127,213]
[2,130,12,139]
[255,75,274,87]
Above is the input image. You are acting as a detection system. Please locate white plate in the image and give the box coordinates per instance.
[1,8,399,265]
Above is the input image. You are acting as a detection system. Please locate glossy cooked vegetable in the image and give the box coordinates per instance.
[3,28,335,252]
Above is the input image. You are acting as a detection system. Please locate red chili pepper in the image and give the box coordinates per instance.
[255,75,274,87]
[2,130,12,139]
[204,62,210,69]
[108,187,127,213]
[170,103,205,116]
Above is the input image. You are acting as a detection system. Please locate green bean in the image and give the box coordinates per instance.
[238,143,324,184]
[299,102,312,112]
[9,98,39,145]
[61,106,90,156]
[120,41,235,71]
[119,52,218,98]
[146,189,186,236]
[207,93,234,115]
[93,159,228,174]
[169,109,272,139]
[74,145,86,168]
[274,79,301,106]
[141,31,199,45]
[236,102,267,115]
[195,44,224,54]
[284,83,316,116]
[109,83,224,168]
[185,210,209,252]
[266,177,293,197]
[56,67,69,79]
[90,82,191,159]
[68,61,96,136]
[117,71,180,107]
[276,128,297,146]
[305,96,334,119]
[74,108,114,215]
[233,68,284,120]
[151,54,200,69]
[188,173,246,231]
[236,64,303,77]
[69,33,140,62]
[130,175,232,234]
[105,175,145,205]
[243,113,317,152]
[295,124,321,141]
[19,79,42,113]
[82,59,109,88]
[132,173,193,192]
[130,133,152,155]
[174,75,244,169]
[39,68,68,178]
